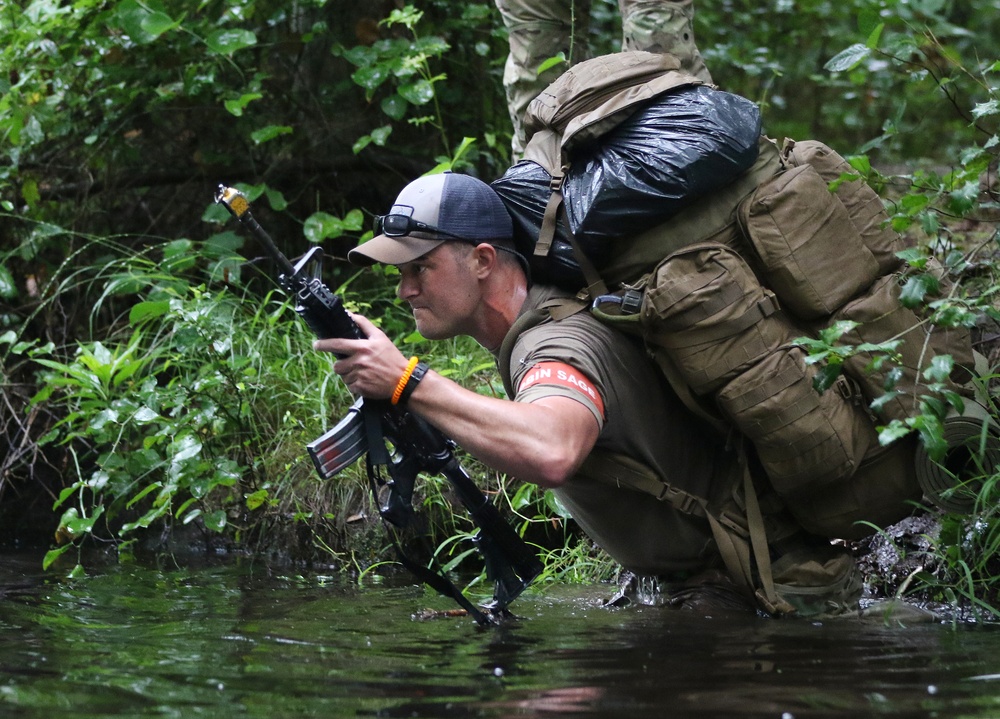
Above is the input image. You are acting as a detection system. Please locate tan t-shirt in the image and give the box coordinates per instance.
[504,285,735,575]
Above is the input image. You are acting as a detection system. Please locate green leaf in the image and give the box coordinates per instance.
[204,510,227,532]
[206,29,258,55]
[370,125,392,146]
[869,390,901,415]
[115,0,160,44]
[864,22,884,49]
[972,99,1000,120]
[22,178,40,207]
[140,10,180,37]
[884,366,904,391]
[352,135,373,154]
[163,238,193,258]
[879,420,913,445]
[352,64,392,92]
[536,52,567,75]
[224,92,263,117]
[899,274,939,307]
[127,482,162,509]
[398,79,434,105]
[43,545,72,571]
[0,263,16,300]
[245,488,270,511]
[171,434,203,463]
[923,354,954,383]
[304,212,341,242]
[812,362,843,393]
[896,246,929,268]
[133,406,159,423]
[264,186,288,211]
[824,44,871,72]
[250,125,293,144]
[948,181,979,216]
[129,300,170,325]
[303,210,363,243]
[381,94,408,120]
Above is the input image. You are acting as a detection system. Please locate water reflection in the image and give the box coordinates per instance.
[2,550,1000,718]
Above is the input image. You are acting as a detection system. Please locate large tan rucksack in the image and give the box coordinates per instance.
[493,50,991,613]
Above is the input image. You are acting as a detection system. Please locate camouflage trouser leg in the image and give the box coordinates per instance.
[618,0,713,84]
[496,0,711,156]
[494,0,593,157]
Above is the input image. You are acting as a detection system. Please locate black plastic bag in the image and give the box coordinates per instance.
[564,85,761,241]
[492,85,762,289]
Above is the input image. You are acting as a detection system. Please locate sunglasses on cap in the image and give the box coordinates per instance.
[373,213,466,241]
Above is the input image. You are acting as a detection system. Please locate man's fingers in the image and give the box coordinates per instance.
[350,313,378,337]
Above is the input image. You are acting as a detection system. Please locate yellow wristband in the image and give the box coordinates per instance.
[391,356,420,405]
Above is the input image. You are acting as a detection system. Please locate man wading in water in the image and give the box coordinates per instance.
[314,171,867,618]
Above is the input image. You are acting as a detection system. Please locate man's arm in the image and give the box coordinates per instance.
[315,315,600,488]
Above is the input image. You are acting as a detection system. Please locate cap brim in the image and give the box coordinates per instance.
[348,234,446,266]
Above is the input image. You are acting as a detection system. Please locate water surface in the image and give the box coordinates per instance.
[3,550,1000,718]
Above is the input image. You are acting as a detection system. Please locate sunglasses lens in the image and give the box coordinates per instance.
[381,215,410,236]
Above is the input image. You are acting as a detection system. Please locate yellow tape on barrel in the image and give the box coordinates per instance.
[914,401,1000,513]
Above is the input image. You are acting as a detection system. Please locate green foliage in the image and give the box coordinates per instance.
[10,232,355,568]
[3,0,1000,609]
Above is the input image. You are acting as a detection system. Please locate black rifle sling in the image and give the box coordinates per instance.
[363,420,497,627]
[367,464,494,626]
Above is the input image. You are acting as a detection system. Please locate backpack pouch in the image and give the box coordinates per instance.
[829,272,976,423]
[716,346,878,497]
[780,436,922,539]
[641,244,799,395]
[737,163,881,320]
[782,139,904,275]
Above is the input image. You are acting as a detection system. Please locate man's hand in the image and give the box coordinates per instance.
[313,314,410,400]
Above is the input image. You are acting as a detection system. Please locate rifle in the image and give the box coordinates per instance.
[215,185,543,625]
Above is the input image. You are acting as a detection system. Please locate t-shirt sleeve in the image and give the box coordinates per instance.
[507,316,610,427]
[515,360,606,423]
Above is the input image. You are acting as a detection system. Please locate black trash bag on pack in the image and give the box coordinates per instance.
[565,85,761,241]
[492,160,596,291]
[492,85,762,290]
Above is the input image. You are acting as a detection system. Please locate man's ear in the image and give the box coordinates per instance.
[472,243,498,278]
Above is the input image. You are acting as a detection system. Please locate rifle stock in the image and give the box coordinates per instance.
[216,185,542,623]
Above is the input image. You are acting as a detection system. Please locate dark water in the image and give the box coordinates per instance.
[3,550,1000,718]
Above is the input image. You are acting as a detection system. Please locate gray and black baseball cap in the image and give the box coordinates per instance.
[349,172,518,267]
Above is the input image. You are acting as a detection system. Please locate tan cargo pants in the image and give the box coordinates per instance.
[495,0,714,155]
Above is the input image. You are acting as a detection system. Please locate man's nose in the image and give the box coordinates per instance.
[397,277,414,301]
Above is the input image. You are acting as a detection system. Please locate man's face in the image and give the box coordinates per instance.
[395,243,482,340]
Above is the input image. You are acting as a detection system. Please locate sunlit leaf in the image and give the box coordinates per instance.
[224,92,263,117]
[923,354,954,383]
[536,52,567,75]
[972,99,1000,120]
[878,420,912,445]
[250,125,292,144]
[824,44,871,72]
[171,434,202,463]
[398,79,434,105]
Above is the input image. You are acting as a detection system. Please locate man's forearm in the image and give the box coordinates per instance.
[403,369,599,487]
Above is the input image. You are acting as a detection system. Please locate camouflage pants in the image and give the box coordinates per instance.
[495,0,714,156]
